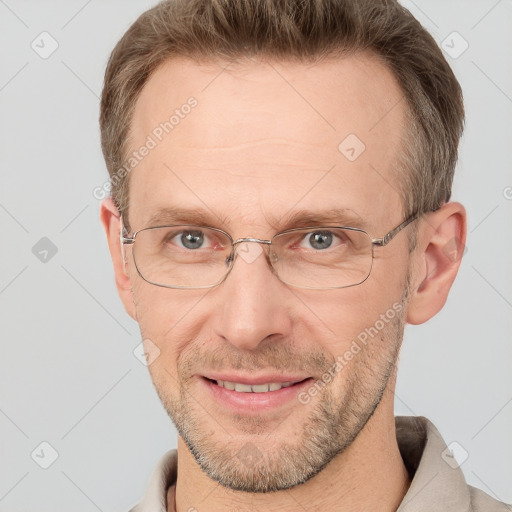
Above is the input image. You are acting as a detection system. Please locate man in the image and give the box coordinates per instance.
[99,0,510,510]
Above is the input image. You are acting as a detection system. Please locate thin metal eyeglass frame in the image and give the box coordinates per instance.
[120,212,419,290]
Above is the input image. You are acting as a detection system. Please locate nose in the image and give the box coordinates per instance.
[211,241,293,351]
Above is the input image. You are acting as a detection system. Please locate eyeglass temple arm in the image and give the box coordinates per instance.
[118,217,134,269]
[119,217,134,245]
[371,212,419,247]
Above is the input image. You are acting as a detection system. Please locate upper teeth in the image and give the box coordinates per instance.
[216,380,295,392]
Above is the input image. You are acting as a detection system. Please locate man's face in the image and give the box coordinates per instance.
[125,52,413,492]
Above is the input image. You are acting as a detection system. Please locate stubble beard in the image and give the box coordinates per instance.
[146,285,410,493]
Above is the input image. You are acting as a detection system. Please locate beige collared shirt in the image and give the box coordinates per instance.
[129,416,511,511]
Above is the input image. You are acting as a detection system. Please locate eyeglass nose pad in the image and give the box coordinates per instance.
[225,251,235,267]
[225,242,277,270]
[225,242,248,267]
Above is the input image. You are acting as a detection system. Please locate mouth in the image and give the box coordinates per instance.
[205,377,307,393]
[200,374,314,413]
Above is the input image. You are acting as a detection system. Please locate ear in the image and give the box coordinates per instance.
[406,201,467,325]
[99,197,137,321]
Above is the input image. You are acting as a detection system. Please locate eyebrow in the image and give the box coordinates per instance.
[145,207,232,230]
[143,206,368,232]
[267,208,367,231]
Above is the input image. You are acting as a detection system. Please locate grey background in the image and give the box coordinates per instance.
[1,0,511,510]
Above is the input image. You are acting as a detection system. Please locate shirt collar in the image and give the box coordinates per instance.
[396,416,470,511]
[132,416,471,512]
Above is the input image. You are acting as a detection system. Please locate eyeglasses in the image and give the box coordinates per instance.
[120,213,418,290]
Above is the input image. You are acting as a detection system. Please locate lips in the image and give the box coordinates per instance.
[213,379,296,392]
[204,372,310,384]
[202,374,314,413]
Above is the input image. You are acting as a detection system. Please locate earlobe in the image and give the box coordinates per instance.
[99,197,137,321]
[406,202,467,325]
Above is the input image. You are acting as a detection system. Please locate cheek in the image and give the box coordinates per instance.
[132,283,209,365]
[133,277,201,331]
[300,276,406,355]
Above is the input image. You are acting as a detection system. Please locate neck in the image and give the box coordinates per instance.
[172,383,410,512]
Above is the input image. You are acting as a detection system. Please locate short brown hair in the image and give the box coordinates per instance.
[100,0,464,238]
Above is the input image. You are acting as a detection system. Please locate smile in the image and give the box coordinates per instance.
[201,375,314,413]
[214,380,296,392]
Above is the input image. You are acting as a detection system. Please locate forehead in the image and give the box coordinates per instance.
[127,52,407,233]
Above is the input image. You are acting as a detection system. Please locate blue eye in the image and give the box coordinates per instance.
[306,231,332,250]
[298,230,346,251]
[175,229,205,250]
